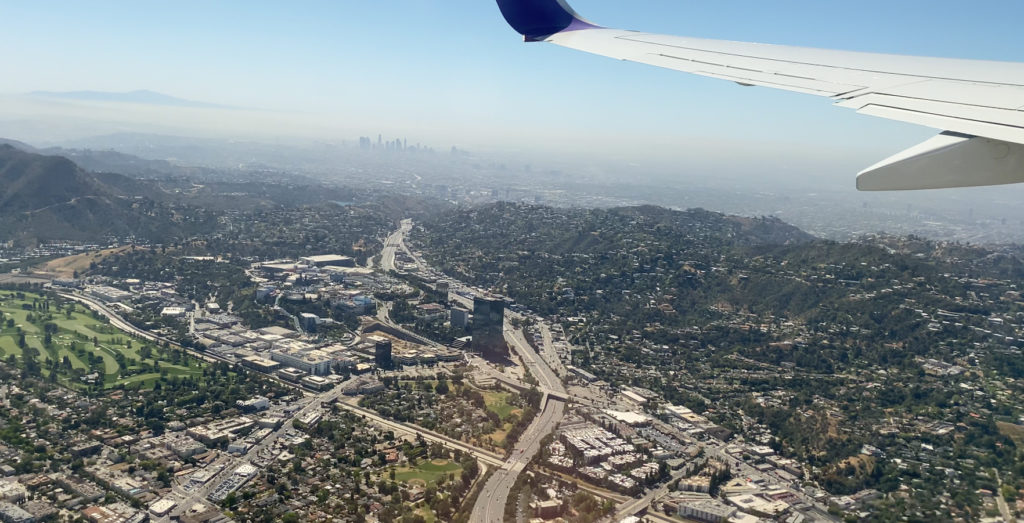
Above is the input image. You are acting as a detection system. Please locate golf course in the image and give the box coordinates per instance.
[0,289,203,389]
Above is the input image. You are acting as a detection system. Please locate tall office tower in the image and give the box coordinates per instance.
[374,338,393,368]
[472,296,508,359]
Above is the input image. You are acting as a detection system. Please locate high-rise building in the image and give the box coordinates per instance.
[299,313,319,333]
[374,339,393,368]
[472,296,508,359]
[451,307,469,329]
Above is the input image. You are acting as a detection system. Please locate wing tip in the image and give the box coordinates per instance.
[496,0,597,41]
[856,132,1024,191]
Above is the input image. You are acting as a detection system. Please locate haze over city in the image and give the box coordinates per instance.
[3,2,1024,523]
[1,1,1022,173]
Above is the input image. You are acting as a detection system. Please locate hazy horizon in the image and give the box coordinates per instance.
[4,1,1024,244]
[4,1,1024,184]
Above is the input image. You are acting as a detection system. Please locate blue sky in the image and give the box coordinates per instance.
[2,0,1023,178]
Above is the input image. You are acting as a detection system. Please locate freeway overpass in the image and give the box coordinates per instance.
[470,324,570,522]
[335,399,506,468]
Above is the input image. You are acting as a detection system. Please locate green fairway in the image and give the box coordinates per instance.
[0,290,204,389]
[94,346,122,376]
[55,348,88,370]
[0,336,23,359]
[3,310,40,333]
[52,316,111,340]
[118,373,162,386]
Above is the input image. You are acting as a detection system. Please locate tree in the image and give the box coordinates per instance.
[434,379,449,396]
[1002,484,1016,503]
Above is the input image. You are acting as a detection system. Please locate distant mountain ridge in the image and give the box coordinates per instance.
[27,89,233,109]
[0,144,135,212]
[0,138,39,153]
[0,142,392,245]
[0,144,187,242]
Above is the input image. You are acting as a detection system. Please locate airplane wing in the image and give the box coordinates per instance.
[495,0,1024,191]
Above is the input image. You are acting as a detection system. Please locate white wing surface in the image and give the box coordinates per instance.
[496,0,1024,190]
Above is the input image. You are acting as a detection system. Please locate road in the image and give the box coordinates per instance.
[471,326,569,523]
[706,443,837,521]
[380,219,412,272]
[506,324,565,396]
[374,300,444,348]
[471,398,566,523]
[994,469,1016,523]
[61,289,511,513]
[335,398,505,467]
[163,391,322,520]
[153,377,509,521]
[375,223,572,523]
[612,468,688,521]
[272,292,303,332]
[537,323,569,377]
[62,288,344,521]
[57,292,223,366]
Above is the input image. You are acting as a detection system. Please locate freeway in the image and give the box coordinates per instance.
[380,219,412,272]
[335,398,505,467]
[377,218,572,522]
[471,398,566,523]
[470,326,570,522]
[67,249,570,522]
[374,300,443,348]
[537,323,569,377]
[506,324,565,396]
[56,291,225,366]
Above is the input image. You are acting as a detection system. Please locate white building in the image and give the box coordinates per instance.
[87,285,133,303]
[679,499,737,523]
[236,396,270,411]
[0,481,27,502]
[160,306,186,318]
[270,347,332,376]
[149,498,176,517]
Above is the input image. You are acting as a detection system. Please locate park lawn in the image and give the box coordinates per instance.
[414,504,437,523]
[482,391,522,422]
[395,459,462,485]
[482,426,510,447]
[998,421,1024,447]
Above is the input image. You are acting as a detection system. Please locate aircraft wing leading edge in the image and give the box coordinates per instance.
[495,0,1024,190]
